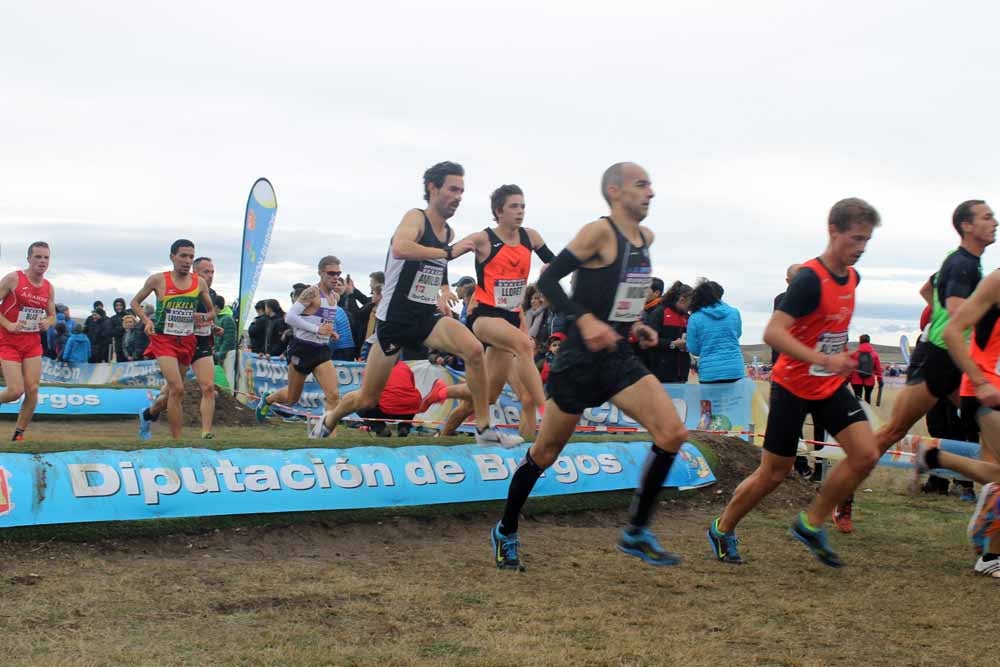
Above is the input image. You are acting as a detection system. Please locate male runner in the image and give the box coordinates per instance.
[138,255,221,440]
[256,255,345,434]
[0,242,56,441]
[420,184,555,440]
[132,239,216,440]
[490,162,689,571]
[708,198,881,567]
[311,161,516,446]
[832,200,996,522]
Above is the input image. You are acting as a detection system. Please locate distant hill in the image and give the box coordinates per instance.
[741,343,906,365]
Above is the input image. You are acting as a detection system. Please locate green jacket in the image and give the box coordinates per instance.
[214,306,237,364]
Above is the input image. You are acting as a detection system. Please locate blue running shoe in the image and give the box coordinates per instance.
[255,392,272,423]
[616,527,682,566]
[138,410,152,442]
[491,522,525,571]
[790,513,843,568]
[707,518,743,564]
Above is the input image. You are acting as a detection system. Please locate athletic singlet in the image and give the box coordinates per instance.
[194,287,218,338]
[292,289,338,346]
[0,271,51,334]
[474,227,532,310]
[377,210,451,323]
[154,271,201,336]
[771,257,857,400]
[569,217,652,338]
[926,248,982,349]
[960,304,1000,396]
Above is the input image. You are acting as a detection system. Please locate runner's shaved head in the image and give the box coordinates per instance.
[601,162,643,205]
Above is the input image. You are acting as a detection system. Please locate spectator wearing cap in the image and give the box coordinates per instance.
[452,276,476,324]
[538,331,565,387]
[85,301,111,362]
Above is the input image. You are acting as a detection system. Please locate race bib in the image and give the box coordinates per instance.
[608,271,651,323]
[407,263,444,305]
[808,331,849,376]
[164,307,195,336]
[494,278,526,310]
[17,307,45,332]
[193,313,212,336]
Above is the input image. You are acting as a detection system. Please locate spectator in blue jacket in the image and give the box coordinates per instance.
[61,323,92,364]
[47,305,75,358]
[686,279,745,383]
[328,304,356,361]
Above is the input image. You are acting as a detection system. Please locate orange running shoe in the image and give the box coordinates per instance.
[832,496,854,533]
[12,433,24,442]
[418,379,448,414]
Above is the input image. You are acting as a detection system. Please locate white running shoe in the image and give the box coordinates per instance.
[308,413,333,439]
[909,441,932,493]
[973,555,1000,578]
[475,427,522,449]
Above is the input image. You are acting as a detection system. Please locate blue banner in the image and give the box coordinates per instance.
[0,442,715,527]
[40,357,164,387]
[237,178,277,329]
[238,354,366,414]
[0,387,151,416]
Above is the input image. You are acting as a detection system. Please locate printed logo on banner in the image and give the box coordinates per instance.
[0,467,13,516]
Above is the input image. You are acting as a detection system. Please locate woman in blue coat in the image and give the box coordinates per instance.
[686,279,745,383]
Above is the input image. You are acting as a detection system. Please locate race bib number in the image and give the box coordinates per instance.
[17,307,45,332]
[407,263,444,305]
[808,331,849,376]
[164,307,195,336]
[608,271,652,323]
[193,313,212,336]
[494,278,526,310]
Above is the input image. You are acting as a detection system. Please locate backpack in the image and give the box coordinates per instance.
[857,350,874,376]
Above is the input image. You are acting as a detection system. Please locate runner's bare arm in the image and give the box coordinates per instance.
[41,285,57,331]
[452,230,487,262]
[0,272,19,331]
[919,278,933,306]
[525,227,555,263]
[198,277,216,321]
[764,311,854,376]
[943,271,1000,388]
[391,210,450,261]
[131,274,162,329]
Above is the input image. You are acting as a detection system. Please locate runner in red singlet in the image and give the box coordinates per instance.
[421,184,554,440]
[0,242,56,441]
[708,199,881,568]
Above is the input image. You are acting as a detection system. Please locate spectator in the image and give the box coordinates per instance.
[772,263,802,364]
[213,294,237,365]
[451,276,476,324]
[247,300,269,354]
[339,271,376,357]
[51,322,69,359]
[640,280,693,383]
[263,299,288,357]
[686,279,745,383]
[107,297,129,362]
[126,304,155,361]
[643,277,665,314]
[329,301,356,361]
[850,333,883,403]
[61,323,92,364]
[84,303,111,362]
[47,304,75,358]
[524,287,554,352]
[538,332,565,386]
[356,283,382,360]
[357,359,422,436]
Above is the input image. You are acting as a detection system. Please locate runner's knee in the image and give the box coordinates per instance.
[847,446,880,475]
[762,459,794,486]
[22,380,39,397]
[356,393,379,411]
[4,386,24,401]
[462,343,485,367]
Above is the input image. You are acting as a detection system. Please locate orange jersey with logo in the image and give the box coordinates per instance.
[960,306,1000,396]
[771,258,857,400]
[474,227,532,310]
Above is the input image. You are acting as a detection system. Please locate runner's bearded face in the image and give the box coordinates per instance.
[497,194,525,228]
[171,246,195,275]
[195,259,215,287]
[965,203,997,247]
[430,175,464,220]
[28,247,50,275]
[614,166,655,222]
[829,221,875,267]
[319,264,342,294]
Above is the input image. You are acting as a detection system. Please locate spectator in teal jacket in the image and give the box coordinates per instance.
[686,279,745,383]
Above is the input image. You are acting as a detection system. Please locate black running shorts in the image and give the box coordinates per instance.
[905,340,962,399]
[547,341,651,415]
[467,304,521,333]
[763,382,869,457]
[286,338,332,375]
[193,335,214,362]
[376,313,443,356]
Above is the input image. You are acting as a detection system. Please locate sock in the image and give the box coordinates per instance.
[143,407,161,423]
[983,553,999,561]
[924,447,941,470]
[12,428,24,441]
[627,445,678,530]
[499,451,545,535]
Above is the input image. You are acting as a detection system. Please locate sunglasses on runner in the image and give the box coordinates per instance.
[324,271,342,277]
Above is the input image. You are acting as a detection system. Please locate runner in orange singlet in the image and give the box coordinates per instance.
[131,239,216,440]
[418,184,554,440]
[708,199,881,567]
[0,242,56,441]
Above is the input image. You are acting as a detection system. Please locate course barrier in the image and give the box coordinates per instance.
[0,386,152,416]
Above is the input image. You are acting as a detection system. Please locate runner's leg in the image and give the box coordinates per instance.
[310,361,341,415]
[805,420,880,528]
[15,356,42,431]
[191,356,216,436]
[875,382,942,453]
[473,317,545,438]
[271,366,308,406]
[321,342,398,432]
[156,356,186,439]
[424,318,489,430]
[0,360,25,404]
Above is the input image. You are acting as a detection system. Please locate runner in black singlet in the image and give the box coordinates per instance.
[313,161,519,447]
[489,162,690,571]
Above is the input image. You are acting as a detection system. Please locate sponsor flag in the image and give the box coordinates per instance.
[236,178,277,329]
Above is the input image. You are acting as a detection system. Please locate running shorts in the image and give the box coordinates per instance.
[144,333,197,368]
[0,332,43,363]
[375,313,443,356]
[763,382,868,457]
[906,340,962,399]
[286,338,332,376]
[547,340,651,414]
[467,304,521,333]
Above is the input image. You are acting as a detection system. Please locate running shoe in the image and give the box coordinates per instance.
[418,379,448,414]
[309,413,332,439]
[254,391,272,423]
[910,441,932,493]
[707,518,743,564]
[491,522,525,571]
[973,555,1000,578]
[138,410,152,442]
[832,497,854,533]
[11,432,24,443]
[790,513,843,568]
[616,526,682,566]
[201,432,214,440]
[475,426,522,449]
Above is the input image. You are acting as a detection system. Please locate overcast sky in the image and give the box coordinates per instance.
[2,1,997,347]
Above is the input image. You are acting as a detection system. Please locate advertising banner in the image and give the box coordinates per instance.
[236,178,277,329]
[0,387,151,416]
[0,441,715,527]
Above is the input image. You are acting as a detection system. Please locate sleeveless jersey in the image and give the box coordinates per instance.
[292,289,338,346]
[194,287,218,338]
[926,248,982,349]
[771,258,857,400]
[154,272,201,336]
[474,227,532,310]
[377,210,451,323]
[0,271,52,334]
[960,305,1000,396]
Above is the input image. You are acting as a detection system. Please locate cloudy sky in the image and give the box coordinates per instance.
[2,1,997,346]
